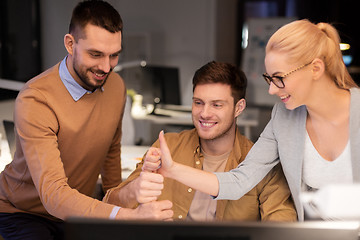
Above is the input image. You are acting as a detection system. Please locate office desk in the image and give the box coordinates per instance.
[132,107,259,139]
[120,145,148,179]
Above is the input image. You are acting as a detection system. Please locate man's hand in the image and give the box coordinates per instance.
[105,147,166,207]
[116,200,174,221]
[142,147,162,172]
[131,171,164,203]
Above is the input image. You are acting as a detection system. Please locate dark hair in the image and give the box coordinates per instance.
[69,0,123,41]
[192,61,247,103]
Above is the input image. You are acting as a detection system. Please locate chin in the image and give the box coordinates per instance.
[284,103,301,111]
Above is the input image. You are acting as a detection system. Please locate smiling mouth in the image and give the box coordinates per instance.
[200,121,217,128]
[92,71,107,80]
[95,72,105,77]
[280,95,290,101]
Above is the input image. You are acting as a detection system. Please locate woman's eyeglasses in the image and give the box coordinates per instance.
[262,62,312,88]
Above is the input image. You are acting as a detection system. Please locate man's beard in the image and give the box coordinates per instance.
[73,61,110,91]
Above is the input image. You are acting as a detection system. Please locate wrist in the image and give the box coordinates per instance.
[162,161,179,179]
[116,207,135,220]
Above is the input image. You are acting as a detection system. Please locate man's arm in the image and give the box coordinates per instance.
[258,164,297,221]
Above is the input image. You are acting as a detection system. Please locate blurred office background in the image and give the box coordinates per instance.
[1,0,359,144]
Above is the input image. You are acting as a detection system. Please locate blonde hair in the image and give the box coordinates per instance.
[265,19,358,89]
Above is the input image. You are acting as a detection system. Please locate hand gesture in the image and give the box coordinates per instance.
[131,171,164,204]
[142,147,162,172]
[142,131,174,178]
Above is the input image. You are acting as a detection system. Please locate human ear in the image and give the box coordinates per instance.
[234,98,246,118]
[64,34,75,55]
[311,58,325,80]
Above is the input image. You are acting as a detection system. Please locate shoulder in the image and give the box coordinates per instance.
[350,88,360,129]
[235,131,253,152]
[17,64,61,103]
[23,63,60,89]
[350,87,360,104]
[105,72,125,90]
[270,103,307,128]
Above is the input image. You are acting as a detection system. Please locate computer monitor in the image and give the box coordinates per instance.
[118,65,181,105]
[65,217,360,240]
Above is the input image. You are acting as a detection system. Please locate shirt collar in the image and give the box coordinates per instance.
[59,56,104,101]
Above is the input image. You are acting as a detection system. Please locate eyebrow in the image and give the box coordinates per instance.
[192,97,227,103]
[87,49,122,56]
[271,71,283,76]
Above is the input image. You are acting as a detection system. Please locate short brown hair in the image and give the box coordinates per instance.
[69,0,123,41]
[192,61,247,103]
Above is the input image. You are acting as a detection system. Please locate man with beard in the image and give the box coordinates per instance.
[104,61,297,221]
[0,1,172,239]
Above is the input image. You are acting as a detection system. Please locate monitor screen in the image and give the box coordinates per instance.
[118,65,181,106]
[65,217,360,240]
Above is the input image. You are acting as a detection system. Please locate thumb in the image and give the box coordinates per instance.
[159,130,172,168]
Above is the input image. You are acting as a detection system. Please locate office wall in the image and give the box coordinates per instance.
[40,0,238,106]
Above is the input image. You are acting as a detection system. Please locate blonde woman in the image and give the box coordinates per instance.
[144,19,359,221]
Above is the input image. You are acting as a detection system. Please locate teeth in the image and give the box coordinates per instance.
[280,95,290,100]
[201,122,215,127]
[95,73,104,77]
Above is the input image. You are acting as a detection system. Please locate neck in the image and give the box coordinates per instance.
[306,80,350,123]
[199,124,236,156]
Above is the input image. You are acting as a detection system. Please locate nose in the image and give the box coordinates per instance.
[200,104,212,119]
[98,57,111,73]
[268,82,279,95]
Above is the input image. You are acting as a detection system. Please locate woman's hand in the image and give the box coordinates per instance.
[157,130,174,177]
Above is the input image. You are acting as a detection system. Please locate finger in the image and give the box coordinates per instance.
[146,154,162,165]
[142,161,161,172]
[138,182,164,192]
[140,171,164,183]
[157,199,173,209]
[161,209,174,220]
[158,131,172,168]
[138,196,159,204]
[147,147,161,159]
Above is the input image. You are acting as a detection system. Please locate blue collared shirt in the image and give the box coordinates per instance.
[59,57,103,101]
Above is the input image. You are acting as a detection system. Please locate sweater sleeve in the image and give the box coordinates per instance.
[15,88,116,220]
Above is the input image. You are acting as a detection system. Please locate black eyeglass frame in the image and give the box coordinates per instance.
[262,61,312,88]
